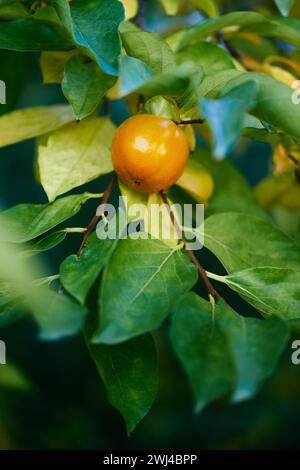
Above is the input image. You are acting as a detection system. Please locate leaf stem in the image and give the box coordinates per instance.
[77,174,116,258]
[159,191,222,301]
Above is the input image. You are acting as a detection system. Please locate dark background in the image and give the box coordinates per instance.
[0,0,299,450]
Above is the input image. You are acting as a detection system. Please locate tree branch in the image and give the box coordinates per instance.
[77,174,116,258]
[160,191,221,301]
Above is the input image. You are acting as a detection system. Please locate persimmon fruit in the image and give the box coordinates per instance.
[112,114,189,193]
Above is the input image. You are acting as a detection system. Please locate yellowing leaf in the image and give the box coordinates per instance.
[273,144,296,175]
[189,0,218,17]
[255,172,295,209]
[183,125,196,151]
[176,159,214,202]
[38,117,115,201]
[263,64,297,87]
[40,50,78,84]
[0,105,75,148]
[118,180,179,247]
[279,183,300,209]
[159,0,180,15]
[120,0,138,19]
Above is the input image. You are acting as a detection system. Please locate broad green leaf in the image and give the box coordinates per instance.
[200,81,258,158]
[0,18,73,51]
[119,56,199,98]
[220,73,300,141]
[0,221,86,338]
[52,0,124,75]
[170,293,235,410]
[210,267,300,320]
[204,212,300,273]
[94,238,198,344]
[38,117,114,201]
[60,232,116,305]
[175,11,300,51]
[22,231,67,257]
[62,55,116,120]
[0,2,30,20]
[121,31,175,73]
[169,149,265,218]
[159,0,179,15]
[0,105,75,148]
[219,306,288,402]
[40,50,78,84]
[0,193,94,243]
[274,0,294,16]
[119,56,155,96]
[35,289,87,340]
[176,41,234,74]
[0,363,32,392]
[199,70,300,140]
[87,333,157,433]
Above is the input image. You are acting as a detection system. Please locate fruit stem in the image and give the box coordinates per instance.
[175,118,205,125]
[159,191,221,301]
[77,174,116,259]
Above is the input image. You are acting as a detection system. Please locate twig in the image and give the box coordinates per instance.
[160,191,221,301]
[175,118,205,126]
[77,174,116,258]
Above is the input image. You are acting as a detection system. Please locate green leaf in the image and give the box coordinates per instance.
[38,117,114,201]
[200,81,258,158]
[119,56,200,98]
[0,2,30,20]
[0,193,93,243]
[52,0,124,75]
[220,73,300,141]
[175,11,300,50]
[0,18,73,51]
[94,238,198,344]
[40,50,78,84]
[35,289,87,340]
[199,70,300,140]
[209,267,300,320]
[170,293,235,410]
[22,230,67,257]
[274,0,294,16]
[0,363,32,392]
[87,333,157,433]
[204,212,300,273]
[190,150,265,218]
[219,306,289,402]
[0,105,75,148]
[119,56,155,96]
[176,41,234,74]
[60,232,116,305]
[121,31,175,73]
[62,55,116,120]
